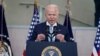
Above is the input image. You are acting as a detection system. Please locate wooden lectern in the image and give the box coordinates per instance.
[26,41,77,56]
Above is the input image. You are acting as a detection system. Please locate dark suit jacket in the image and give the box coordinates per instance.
[29,22,70,42]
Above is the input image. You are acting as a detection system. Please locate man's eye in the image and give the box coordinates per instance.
[48,14,55,16]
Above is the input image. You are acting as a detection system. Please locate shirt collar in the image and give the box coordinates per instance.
[46,21,57,26]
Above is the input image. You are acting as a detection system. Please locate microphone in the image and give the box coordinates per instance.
[47,26,56,42]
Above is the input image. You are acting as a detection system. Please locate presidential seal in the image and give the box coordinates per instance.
[41,46,62,56]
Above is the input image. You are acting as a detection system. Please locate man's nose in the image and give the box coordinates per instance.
[50,15,54,19]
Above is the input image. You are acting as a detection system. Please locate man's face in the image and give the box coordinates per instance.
[45,7,59,25]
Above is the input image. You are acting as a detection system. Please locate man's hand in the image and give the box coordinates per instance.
[35,34,45,42]
[56,34,66,42]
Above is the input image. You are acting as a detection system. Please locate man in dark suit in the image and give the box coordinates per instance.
[29,4,70,42]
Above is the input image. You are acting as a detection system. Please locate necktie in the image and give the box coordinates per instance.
[49,26,53,34]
